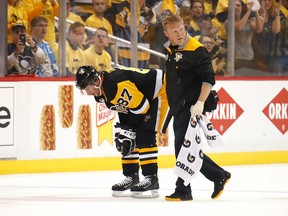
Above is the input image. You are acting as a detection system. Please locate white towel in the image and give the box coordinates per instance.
[174,115,225,186]
[173,116,203,186]
[198,115,226,148]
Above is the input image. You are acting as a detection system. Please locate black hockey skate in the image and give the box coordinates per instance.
[112,173,139,197]
[130,174,159,198]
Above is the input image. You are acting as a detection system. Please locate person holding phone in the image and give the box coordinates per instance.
[7,22,45,75]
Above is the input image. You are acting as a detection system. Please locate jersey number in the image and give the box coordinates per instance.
[117,88,132,106]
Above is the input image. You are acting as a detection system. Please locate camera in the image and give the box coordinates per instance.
[19,33,26,44]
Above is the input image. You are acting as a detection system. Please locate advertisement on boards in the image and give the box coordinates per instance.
[0,87,14,146]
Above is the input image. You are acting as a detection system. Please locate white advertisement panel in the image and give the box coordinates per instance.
[0,78,287,160]
[205,81,288,153]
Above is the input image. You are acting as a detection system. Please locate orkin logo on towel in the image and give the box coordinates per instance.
[262,88,288,135]
[206,87,244,135]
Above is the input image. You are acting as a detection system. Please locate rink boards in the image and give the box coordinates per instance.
[0,76,288,174]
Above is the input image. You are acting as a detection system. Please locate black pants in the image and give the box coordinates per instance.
[121,97,167,177]
[173,107,226,194]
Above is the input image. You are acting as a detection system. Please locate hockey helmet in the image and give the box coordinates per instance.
[75,65,102,90]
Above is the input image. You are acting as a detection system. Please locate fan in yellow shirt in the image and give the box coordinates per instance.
[7,0,29,43]
[66,22,86,76]
[22,0,59,53]
[85,0,114,36]
[84,27,112,72]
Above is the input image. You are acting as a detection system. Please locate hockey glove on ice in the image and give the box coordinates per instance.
[115,126,136,157]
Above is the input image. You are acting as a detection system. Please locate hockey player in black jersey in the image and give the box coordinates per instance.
[76,65,169,198]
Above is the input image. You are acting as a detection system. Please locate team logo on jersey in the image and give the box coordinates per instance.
[78,67,85,74]
[175,52,183,62]
[144,114,151,122]
[110,104,128,114]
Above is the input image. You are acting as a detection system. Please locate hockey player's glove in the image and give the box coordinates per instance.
[115,126,136,157]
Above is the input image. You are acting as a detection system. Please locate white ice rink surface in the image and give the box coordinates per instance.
[0,163,287,216]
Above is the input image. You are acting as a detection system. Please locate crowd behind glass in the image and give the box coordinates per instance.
[6,0,288,77]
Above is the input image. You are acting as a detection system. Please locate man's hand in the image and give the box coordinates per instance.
[190,101,204,116]
[115,127,136,157]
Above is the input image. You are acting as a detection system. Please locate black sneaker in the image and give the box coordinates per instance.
[165,190,193,201]
[211,171,231,199]
[112,173,139,197]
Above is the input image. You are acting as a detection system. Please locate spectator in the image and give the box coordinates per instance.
[199,35,227,75]
[225,0,264,72]
[191,13,219,38]
[66,0,85,25]
[23,0,59,52]
[84,27,112,72]
[30,16,59,77]
[203,0,215,14]
[174,0,190,8]
[215,0,229,22]
[66,22,86,76]
[281,0,288,14]
[252,0,281,72]
[209,0,231,41]
[152,0,179,17]
[212,14,228,41]
[186,0,205,36]
[55,0,85,37]
[7,23,45,75]
[266,0,287,74]
[85,0,114,38]
[54,0,86,52]
[179,5,192,29]
[114,0,156,68]
[144,3,177,69]
[8,0,28,43]
[104,0,125,32]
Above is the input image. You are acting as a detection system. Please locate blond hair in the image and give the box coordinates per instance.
[162,14,184,30]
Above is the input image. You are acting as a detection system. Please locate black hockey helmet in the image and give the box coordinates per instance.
[75,65,102,90]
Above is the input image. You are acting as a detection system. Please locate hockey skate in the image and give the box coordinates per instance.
[112,173,139,197]
[130,174,160,198]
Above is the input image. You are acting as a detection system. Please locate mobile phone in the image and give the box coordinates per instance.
[19,33,26,44]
